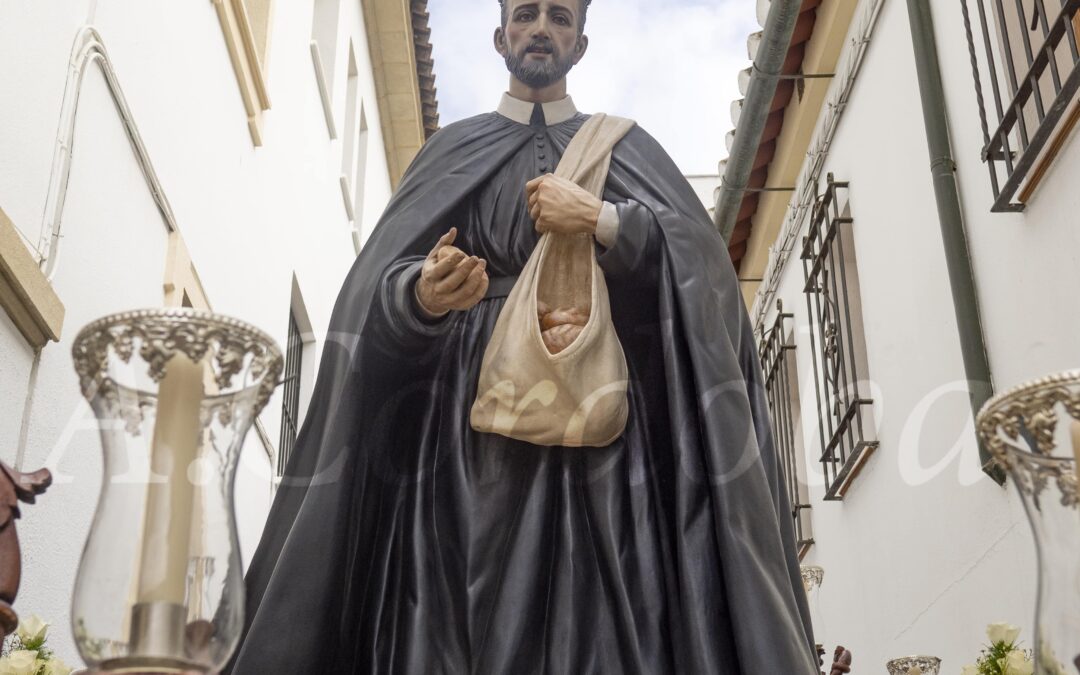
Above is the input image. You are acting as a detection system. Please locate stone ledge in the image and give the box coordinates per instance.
[212,0,273,146]
[363,0,427,189]
[0,208,64,349]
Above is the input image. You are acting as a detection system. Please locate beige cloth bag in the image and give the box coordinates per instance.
[470,113,636,447]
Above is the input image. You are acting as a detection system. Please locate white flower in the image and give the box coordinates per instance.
[1004,649,1034,675]
[0,650,40,675]
[987,621,1022,647]
[42,657,73,675]
[15,613,48,646]
[961,666,980,675]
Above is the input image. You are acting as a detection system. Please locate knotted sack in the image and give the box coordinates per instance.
[470,113,636,447]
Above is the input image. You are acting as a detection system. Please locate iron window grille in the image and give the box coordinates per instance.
[801,175,879,501]
[960,0,1080,211]
[277,310,303,477]
[758,299,814,558]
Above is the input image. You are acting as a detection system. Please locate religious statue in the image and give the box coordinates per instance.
[227,1,817,672]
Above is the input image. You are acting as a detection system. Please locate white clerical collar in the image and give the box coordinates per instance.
[496,92,579,126]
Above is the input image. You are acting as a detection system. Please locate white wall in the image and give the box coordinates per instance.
[685,174,720,219]
[749,0,1080,668]
[0,0,395,664]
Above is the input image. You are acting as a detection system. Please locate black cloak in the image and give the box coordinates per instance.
[227,107,817,674]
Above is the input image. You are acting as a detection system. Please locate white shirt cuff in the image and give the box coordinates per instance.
[594,201,620,248]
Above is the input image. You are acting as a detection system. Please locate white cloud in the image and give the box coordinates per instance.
[425,0,759,175]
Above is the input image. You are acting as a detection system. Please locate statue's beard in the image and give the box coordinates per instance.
[504,40,575,89]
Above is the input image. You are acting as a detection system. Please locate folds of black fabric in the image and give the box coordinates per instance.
[225,111,818,675]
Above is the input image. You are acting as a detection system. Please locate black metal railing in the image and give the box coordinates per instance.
[758,299,814,558]
[277,311,303,477]
[801,175,878,501]
[961,0,1080,211]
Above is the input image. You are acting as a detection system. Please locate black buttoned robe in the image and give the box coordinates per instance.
[227,107,818,674]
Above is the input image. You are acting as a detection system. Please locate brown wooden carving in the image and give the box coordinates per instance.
[0,461,52,636]
[829,645,853,675]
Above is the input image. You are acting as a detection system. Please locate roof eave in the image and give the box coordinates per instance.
[363,0,440,190]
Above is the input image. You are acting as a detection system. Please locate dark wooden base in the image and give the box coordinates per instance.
[0,599,15,637]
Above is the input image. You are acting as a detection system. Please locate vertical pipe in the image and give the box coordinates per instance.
[905,0,1005,483]
[15,351,43,471]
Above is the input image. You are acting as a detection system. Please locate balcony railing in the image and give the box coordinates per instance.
[758,300,814,558]
[278,311,303,477]
[800,175,879,501]
[961,0,1080,211]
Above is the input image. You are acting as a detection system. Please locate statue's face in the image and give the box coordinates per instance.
[495,0,587,89]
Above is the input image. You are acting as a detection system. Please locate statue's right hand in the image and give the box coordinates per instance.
[416,228,489,314]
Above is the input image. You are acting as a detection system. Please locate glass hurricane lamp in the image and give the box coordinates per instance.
[885,655,941,675]
[70,309,282,673]
[977,370,1080,675]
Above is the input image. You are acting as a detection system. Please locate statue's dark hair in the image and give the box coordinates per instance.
[499,0,591,35]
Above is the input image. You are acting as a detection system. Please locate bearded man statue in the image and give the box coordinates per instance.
[226,2,818,673]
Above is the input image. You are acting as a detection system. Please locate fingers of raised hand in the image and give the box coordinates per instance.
[437,255,482,294]
[428,247,466,280]
[461,261,489,299]
[429,228,457,259]
[445,260,488,309]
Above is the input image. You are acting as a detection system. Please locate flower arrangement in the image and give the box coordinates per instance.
[0,615,73,675]
[961,623,1034,675]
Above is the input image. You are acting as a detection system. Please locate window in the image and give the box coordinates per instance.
[212,0,274,145]
[163,231,282,471]
[758,300,814,558]
[340,42,369,224]
[163,232,211,310]
[278,311,303,477]
[960,0,1080,210]
[278,310,301,476]
[277,280,316,477]
[310,0,342,138]
[800,174,878,500]
[351,227,363,257]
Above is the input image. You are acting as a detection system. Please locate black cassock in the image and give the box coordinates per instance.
[227,105,817,674]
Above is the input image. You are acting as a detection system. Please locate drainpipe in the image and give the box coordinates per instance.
[714,0,804,243]
[905,0,1004,483]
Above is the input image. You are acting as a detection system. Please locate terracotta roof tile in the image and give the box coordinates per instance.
[411,0,440,139]
[727,0,820,274]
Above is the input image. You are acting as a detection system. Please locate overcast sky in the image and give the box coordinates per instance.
[424,0,760,176]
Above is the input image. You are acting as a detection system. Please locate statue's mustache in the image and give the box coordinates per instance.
[524,39,554,54]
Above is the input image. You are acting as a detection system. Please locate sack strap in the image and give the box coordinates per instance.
[555,114,636,198]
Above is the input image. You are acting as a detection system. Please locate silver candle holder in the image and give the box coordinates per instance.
[977,369,1080,675]
[885,655,941,675]
[70,309,282,673]
[801,565,826,658]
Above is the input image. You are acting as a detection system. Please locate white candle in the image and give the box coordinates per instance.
[188,455,209,618]
[136,353,204,605]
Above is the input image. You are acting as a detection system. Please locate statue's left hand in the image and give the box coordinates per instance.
[526,174,602,236]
